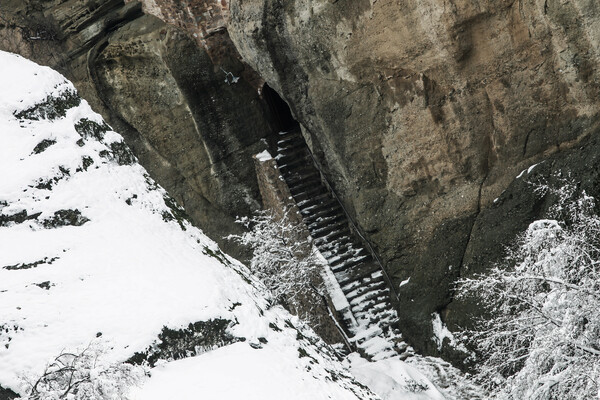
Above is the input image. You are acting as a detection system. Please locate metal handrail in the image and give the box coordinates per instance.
[301,138,400,303]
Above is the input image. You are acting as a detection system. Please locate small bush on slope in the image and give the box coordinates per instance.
[20,343,147,400]
[229,210,326,325]
[458,178,600,399]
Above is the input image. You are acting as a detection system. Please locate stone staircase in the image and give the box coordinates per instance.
[275,128,413,361]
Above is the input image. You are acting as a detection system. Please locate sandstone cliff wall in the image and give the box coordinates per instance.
[227,0,600,356]
[0,0,275,257]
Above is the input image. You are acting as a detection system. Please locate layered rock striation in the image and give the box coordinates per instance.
[227,0,600,356]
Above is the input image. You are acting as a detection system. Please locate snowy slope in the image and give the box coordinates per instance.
[0,51,378,399]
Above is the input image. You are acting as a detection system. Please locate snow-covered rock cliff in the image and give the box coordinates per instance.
[0,51,380,400]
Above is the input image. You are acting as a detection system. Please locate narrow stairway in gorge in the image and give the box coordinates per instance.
[275,127,413,361]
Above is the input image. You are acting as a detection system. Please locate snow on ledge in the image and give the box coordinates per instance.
[255,150,273,162]
[431,312,459,352]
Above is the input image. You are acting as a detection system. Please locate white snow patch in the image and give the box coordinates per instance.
[516,162,542,179]
[318,250,352,313]
[431,313,467,354]
[528,163,540,174]
[348,354,446,400]
[399,277,411,287]
[132,342,364,400]
[255,149,272,162]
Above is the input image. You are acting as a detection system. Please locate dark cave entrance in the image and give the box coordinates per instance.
[262,84,298,134]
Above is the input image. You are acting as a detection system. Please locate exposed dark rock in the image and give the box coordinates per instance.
[0,323,24,353]
[0,384,18,400]
[80,156,94,171]
[34,281,53,290]
[33,166,70,190]
[127,319,241,367]
[32,139,57,154]
[161,195,190,230]
[3,257,59,271]
[0,210,41,227]
[41,209,89,228]
[101,141,135,166]
[14,90,80,121]
[74,118,109,141]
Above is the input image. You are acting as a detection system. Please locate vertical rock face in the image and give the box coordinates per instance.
[0,0,274,257]
[3,0,600,362]
[227,0,600,355]
[129,0,264,88]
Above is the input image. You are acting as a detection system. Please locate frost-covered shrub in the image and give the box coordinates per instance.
[20,343,147,400]
[229,210,325,323]
[458,180,600,399]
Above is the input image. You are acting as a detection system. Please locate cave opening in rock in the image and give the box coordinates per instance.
[262,84,298,134]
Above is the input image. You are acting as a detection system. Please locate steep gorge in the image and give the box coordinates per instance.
[3,0,600,364]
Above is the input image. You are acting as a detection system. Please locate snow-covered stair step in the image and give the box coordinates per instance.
[276,140,304,152]
[349,290,390,307]
[316,240,354,257]
[289,177,323,192]
[277,134,304,145]
[309,220,350,239]
[275,127,410,361]
[314,230,352,247]
[304,206,344,224]
[338,269,383,290]
[319,242,358,259]
[277,152,309,165]
[285,171,320,187]
[352,324,384,343]
[278,155,312,172]
[334,264,380,288]
[326,247,367,264]
[277,145,309,159]
[330,252,370,268]
[289,178,324,195]
[308,219,348,232]
[292,187,329,203]
[368,310,399,328]
[341,274,386,294]
[331,258,370,275]
[353,299,390,317]
[359,304,396,321]
[281,164,316,179]
[300,203,339,217]
[345,280,387,301]
[307,214,346,231]
[297,192,331,208]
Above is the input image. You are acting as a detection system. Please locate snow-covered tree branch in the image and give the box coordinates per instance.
[228,210,326,324]
[20,343,147,400]
[458,179,600,399]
